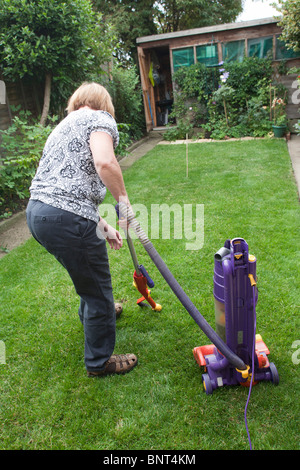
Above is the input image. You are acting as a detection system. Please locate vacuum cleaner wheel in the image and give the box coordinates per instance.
[202,373,213,395]
[269,362,279,385]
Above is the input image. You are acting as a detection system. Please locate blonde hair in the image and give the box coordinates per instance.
[66,82,115,117]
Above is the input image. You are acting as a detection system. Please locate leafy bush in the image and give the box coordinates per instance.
[164,63,220,140]
[167,57,279,140]
[0,109,56,218]
[0,109,136,218]
[108,65,145,142]
[115,123,133,158]
[173,63,220,100]
[239,97,272,136]
[224,57,273,110]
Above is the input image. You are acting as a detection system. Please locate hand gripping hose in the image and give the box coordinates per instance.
[117,203,247,371]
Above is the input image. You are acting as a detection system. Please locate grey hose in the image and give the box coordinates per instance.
[118,203,247,371]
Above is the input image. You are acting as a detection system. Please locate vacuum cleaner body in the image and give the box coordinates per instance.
[193,238,279,394]
[116,204,278,395]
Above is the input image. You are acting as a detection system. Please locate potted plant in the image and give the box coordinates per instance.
[271,97,287,137]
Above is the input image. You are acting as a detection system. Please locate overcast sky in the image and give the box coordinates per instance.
[236,0,280,22]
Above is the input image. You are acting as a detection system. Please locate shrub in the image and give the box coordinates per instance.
[115,123,133,158]
[108,65,145,142]
[167,57,278,140]
[224,57,273,111]
[164,63,220,140]
[173,63,220,101]
[238,96,272,136]
[0,109,56,217]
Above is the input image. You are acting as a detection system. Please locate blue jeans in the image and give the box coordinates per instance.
[26,199,116,372]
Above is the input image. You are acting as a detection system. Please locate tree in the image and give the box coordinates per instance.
[155,0,243,33]
[0,0,115,124]
[93,0,243,62]
[275,0,300,51]
[107,64,145,139]
[93,0,157,64]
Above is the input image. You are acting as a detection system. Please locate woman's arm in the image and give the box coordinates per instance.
[90,131,129,206]
[90,131,131,247]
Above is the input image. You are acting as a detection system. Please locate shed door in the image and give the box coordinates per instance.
[138,47,157,132]
[138,46,173,132]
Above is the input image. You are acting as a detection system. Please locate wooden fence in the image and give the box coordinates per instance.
[0,76,43,131]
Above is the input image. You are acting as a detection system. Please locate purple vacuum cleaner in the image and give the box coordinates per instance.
[193,238,279,394]
[117,204,279,395]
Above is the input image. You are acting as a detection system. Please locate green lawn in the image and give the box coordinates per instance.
[0,138,299,451]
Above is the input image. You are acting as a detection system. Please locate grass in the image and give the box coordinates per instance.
[0,138,299,451]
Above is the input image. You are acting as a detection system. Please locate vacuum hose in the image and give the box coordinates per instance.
[118,203,247,371]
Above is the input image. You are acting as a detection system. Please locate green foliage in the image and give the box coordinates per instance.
[276,0,300,52]
[0,0,116,113]
[164,64,220,140]
[167,57,286,140]
[115,123,133,158]
[154,0,243,33]
[108,65,145,141]
[93,1,242,62]
[0,0,99,78]
[93,0,157,63]
[173,63,220,100]
[239,97,272,137]
[0,108,56,216]
[224,57,273,110]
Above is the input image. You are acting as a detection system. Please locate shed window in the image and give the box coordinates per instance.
[172,47,194,72]
[248,36,273,58]
[196,44,219,66]
[275,36,300,60]
[222,40,245,62]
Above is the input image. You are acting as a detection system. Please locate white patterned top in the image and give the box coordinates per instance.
[29,108,119,223]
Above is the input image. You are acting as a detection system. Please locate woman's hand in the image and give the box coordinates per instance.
[98,219,123,250]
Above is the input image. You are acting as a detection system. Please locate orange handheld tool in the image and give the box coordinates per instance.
[115,204,162,312]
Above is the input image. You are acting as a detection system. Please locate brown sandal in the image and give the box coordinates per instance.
[87,354,137,377]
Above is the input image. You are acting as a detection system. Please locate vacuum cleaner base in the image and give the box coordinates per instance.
[193,334,279,394]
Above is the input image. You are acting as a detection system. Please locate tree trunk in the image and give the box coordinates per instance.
[40,72,52,126]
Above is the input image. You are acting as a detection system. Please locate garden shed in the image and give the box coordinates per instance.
[136,17,300,132]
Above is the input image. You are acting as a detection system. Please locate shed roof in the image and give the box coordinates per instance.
[136,17,279,44]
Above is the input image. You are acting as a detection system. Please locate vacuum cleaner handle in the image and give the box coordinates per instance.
[117,202,248,373]
[115,204,140,274]
[115,204,154,285]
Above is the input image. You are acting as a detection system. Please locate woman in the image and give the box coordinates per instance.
[26,82,137,377]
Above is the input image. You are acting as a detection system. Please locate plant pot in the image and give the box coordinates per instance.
[272,124,286,138]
